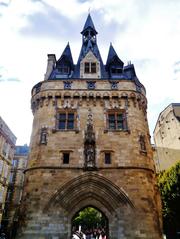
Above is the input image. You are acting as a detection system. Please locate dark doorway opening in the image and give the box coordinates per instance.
[71,206,109,238]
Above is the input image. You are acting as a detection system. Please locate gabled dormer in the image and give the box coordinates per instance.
[46,43,74,80]
[56,43,74,78]
[106,43,124,79]
[80,50,101,79]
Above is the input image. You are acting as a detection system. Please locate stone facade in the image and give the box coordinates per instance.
[154,103,180,172]
[16,15,163,239]
[0,117,16,225]
[2,145,29,238]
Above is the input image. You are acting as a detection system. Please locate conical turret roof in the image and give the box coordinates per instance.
[81,13,97,34]
[106,43,124,67]
[57,42,74,67]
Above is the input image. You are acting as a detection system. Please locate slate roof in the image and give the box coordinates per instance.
[57,42,74,68]
[49,43,74,79]
[46,14,144,92]
[81,13,97,34]
[106,43,124,68]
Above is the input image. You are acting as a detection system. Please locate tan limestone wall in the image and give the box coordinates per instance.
[16,79,162,239]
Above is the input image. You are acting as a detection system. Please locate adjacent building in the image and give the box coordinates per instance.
[16,14,163,239]
[2,145,29,238]
[154,103,180,172]
[0,117,16,225]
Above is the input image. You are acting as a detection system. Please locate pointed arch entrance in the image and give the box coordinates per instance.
[45,172,134,238]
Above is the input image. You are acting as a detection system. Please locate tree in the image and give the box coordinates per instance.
[158,161,180,239]
[72,207,107,230]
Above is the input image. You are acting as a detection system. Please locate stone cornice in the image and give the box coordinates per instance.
[24,165,155,174]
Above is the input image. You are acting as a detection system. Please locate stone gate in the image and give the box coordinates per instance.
[16,14,163,239]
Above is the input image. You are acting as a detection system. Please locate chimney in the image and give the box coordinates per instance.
[44,54,56,80]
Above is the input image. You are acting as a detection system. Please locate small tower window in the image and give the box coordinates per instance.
[105,153,111,164]
[63,153,70,164]
[84,62,97,74]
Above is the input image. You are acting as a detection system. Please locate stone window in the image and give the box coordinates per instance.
[63,153,70,164]
[84,62,97,74]
[3,164,9,179]
[2,141,9,158]
[105,153,111,164]
[107,110,127,130]
[57,111,76,130]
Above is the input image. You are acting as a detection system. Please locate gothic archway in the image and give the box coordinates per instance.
[44,172,135,238]
[45,172,134,212]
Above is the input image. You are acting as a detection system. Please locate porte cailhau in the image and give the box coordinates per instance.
[16,14,163,239]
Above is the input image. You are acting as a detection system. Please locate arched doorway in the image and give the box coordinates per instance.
[71,206,109,238]
[44,173,134,238]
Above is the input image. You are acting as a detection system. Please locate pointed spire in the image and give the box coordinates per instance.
[57,43,74,67]
[81,13,97,34]
[106,43,124,67]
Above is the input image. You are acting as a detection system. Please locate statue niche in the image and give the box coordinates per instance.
[84,109,96,170]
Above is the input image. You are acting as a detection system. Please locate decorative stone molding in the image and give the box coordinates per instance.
[84,109,96,170]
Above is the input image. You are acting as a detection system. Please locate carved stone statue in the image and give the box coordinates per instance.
[85,144,95,168]
[84,109,96,170]
[40,127,48,145]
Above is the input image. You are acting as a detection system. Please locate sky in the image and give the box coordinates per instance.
[0,0,180,145]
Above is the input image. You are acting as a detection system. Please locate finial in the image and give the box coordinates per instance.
[88,7,91,14]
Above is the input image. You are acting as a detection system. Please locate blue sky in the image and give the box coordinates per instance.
[0,0,180,144]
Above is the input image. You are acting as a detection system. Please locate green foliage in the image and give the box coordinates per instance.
[73,207,106,229]
[158,161,180,238]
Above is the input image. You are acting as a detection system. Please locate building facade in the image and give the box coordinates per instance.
[2,145,29,238]
[16,15,163,239]
[0,117,16,225]
[154,103,180,172]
